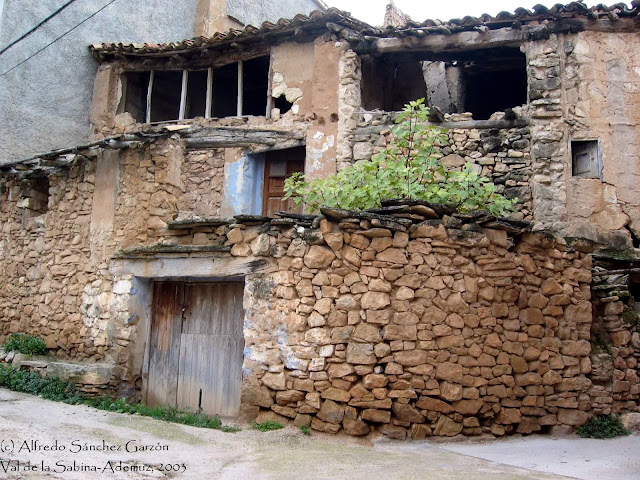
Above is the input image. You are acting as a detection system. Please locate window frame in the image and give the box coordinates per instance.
[571,139,603,180]
[122,57,271,124]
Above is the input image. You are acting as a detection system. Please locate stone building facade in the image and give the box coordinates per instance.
[0,4,639,438]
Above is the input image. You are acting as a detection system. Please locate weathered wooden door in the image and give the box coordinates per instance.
[262,146,305,216]
[146,281,244,417]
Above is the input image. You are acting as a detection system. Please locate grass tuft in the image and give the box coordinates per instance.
[299,425,311,436]
[252,420,284,432]
[0,364,82,403]
[0,365,239,432]
[577,414,630,439]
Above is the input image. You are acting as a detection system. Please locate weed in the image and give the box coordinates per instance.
[3,333,48,356]
[621,309,639,326]
[0,364,81,403]
[252,420,284,432]
[577,414,630,439]
[86,397,240,432]
[0,365,240,433]
[299,425,311,436]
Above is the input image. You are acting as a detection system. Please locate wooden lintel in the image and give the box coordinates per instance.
[114,244,232,258]
[110,255,277,278]
[356,118,529,136]
[184,129,305,149]
[358,25,547,54]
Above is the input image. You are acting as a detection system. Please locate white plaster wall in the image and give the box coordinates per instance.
[227,0,319,27]
[0,0,199,164]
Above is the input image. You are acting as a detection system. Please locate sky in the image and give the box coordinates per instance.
[323,1,634,26]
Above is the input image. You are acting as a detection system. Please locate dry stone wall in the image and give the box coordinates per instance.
[0,136,231,380]
[231,214,604,438]
[588,262,640,414]
[351,112,533,222]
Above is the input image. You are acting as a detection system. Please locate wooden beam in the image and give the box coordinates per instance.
[359,26,544,54]
[355,118,530,136]
[110,256,277,278]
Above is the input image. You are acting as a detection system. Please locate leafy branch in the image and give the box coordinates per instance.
[284,99,517,216]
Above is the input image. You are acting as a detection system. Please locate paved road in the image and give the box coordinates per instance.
[0,388,638,480]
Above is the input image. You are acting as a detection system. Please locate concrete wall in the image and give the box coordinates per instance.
[227,0,320,27]
[0,0,199,164]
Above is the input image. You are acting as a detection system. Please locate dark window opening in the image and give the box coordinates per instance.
[150,71,182,122]
[462,53,527,120]
[121,71,150,123]
[20,177,49,215]
[186,70,209,119]
[361,47,528,119]
[361,57,426,111]
[263,147,305,217]
[243,56,269,116]
[571,140,601,179]
[212,63,239,118]
[273,95,293,114]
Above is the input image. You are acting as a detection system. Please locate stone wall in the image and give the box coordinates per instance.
[351,112,533,222]
[0,136,232,379]
[588,261,640,414]
[225,214,606,438]
[564,30,640,244]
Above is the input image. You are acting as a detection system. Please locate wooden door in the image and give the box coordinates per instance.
[147,282,183,408]
[146,282,245,417]
[262,147,305,217]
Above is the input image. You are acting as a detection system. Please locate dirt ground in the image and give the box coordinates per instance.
[0,388,638,480]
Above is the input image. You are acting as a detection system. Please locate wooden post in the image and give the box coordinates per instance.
[237,60,243,116]
[205,67,213,119]
[266,54,273,119]
[146,70,155,123]
[179,70,188,120]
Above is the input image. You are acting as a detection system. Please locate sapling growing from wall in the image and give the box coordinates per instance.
[284,99,517,216]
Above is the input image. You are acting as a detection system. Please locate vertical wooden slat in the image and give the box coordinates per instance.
[205,67,213,119]
[237,60,243,116]
[146,70,154,123]
[146,282,183,407]
[266,53,273,119]
[179,70,188,120]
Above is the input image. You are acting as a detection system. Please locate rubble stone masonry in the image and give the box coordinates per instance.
[233,218,607,438]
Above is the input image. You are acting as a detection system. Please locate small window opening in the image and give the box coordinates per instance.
[150,71,182,122]
[185,70,209,119]
[571,140,602,179]
[121,71,150,123]
[243,56,269,116]
[263,147,305,217]
[273,95,293,114]
[20,177,49,215]
[460,49,527,119]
